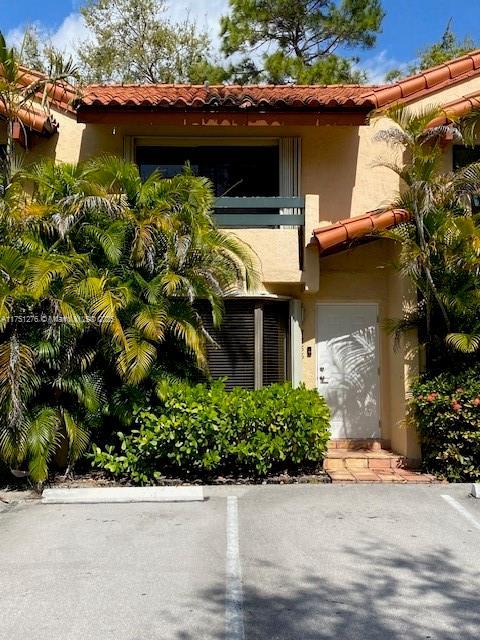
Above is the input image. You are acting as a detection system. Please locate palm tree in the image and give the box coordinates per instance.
[0,236,99,482]
[0,35,84,482]
[0,155,258,482]
[375,104,480,365]
[29,156,258,379]
[0,31,77,186]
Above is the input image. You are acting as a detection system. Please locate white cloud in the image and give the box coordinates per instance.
[165,0,228,44]
[6,13,90,62]
[5,26,25,49]
[357,50,415,84]
[49,13,90,53]
[6,0,228,62]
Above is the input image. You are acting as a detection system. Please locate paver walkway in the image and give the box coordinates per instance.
[324,446,439,483]
[327,467,438,483]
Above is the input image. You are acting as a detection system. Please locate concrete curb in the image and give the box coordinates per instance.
[471,484,480,499]
[42,486,204,504]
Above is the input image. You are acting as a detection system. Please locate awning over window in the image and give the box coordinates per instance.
[312,209,410,255]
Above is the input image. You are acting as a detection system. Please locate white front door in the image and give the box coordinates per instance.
[316,303,380,439]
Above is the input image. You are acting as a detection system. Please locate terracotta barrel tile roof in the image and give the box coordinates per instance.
[313,209,410,254]
[77,84,382,111]
[75,49,480,115]
[362,49,480,109]
[2,48,480,131]
[17,66,77,113]
[0,102,58,135]
[0,66,75,136]
[427,92,480,127]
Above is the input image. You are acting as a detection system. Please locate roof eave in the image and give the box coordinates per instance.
[75,105,373,127]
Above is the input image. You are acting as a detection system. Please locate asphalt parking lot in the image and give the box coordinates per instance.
[0,484,479,640]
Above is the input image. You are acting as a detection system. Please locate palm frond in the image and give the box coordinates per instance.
[117,330,158,384]
[83,221,128,265]
[63,409,91,464]
[445,332,480,353]
[25,407,61,482]
[133,304,168,341]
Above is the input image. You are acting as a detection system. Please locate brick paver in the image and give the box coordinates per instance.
[324,445,438,483]
[326,464,438,484]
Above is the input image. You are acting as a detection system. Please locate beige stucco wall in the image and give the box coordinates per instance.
[231,228,302,284]
[16,111,396,230]
[410,75,480,112]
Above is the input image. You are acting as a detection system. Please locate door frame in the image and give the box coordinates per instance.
[315,301,382,438]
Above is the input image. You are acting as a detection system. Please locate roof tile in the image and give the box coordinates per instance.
[424,66,452,88]
[0,102,58,135]
[17,67,77,113]
[313,209,410,254]
[77,84,382,111]
[427,91,480,127]
[398,76,427,98]
[76,49,480,114]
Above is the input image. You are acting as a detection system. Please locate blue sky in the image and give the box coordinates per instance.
[1,0,479,82]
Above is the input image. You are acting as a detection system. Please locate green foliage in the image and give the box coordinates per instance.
[0,155,257,482]
[376,105,480,368]
[264,52,366,85]
[416,22,476,71]
[91,381,331,483]
[78,0,227,83]
[220,0,384,83]
[0,30,78,188]
[387,22,477,81]
[411,368,480,482]
[15,26,44,72]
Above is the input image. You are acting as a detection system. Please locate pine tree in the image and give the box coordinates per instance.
[220,0,384,84]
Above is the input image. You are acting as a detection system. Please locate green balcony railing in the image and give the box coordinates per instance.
[214,196,305,228]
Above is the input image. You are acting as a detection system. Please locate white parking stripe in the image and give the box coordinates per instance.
[441,494,480,531]
[225,496,245,640]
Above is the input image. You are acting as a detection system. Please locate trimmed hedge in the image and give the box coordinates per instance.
[91,381,331,484]
[411,367,480,482]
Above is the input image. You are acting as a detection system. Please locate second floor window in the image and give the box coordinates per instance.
[136,144,279,197]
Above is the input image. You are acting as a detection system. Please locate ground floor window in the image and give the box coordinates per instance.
[200,299,290,390]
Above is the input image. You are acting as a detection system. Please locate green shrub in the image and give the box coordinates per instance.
[411,367,480,482]
[90,381,330,484]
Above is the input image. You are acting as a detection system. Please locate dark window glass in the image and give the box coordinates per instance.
[453,145,480,170]
[136,145,279,197]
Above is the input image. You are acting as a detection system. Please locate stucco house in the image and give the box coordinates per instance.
[4,51,480,471]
